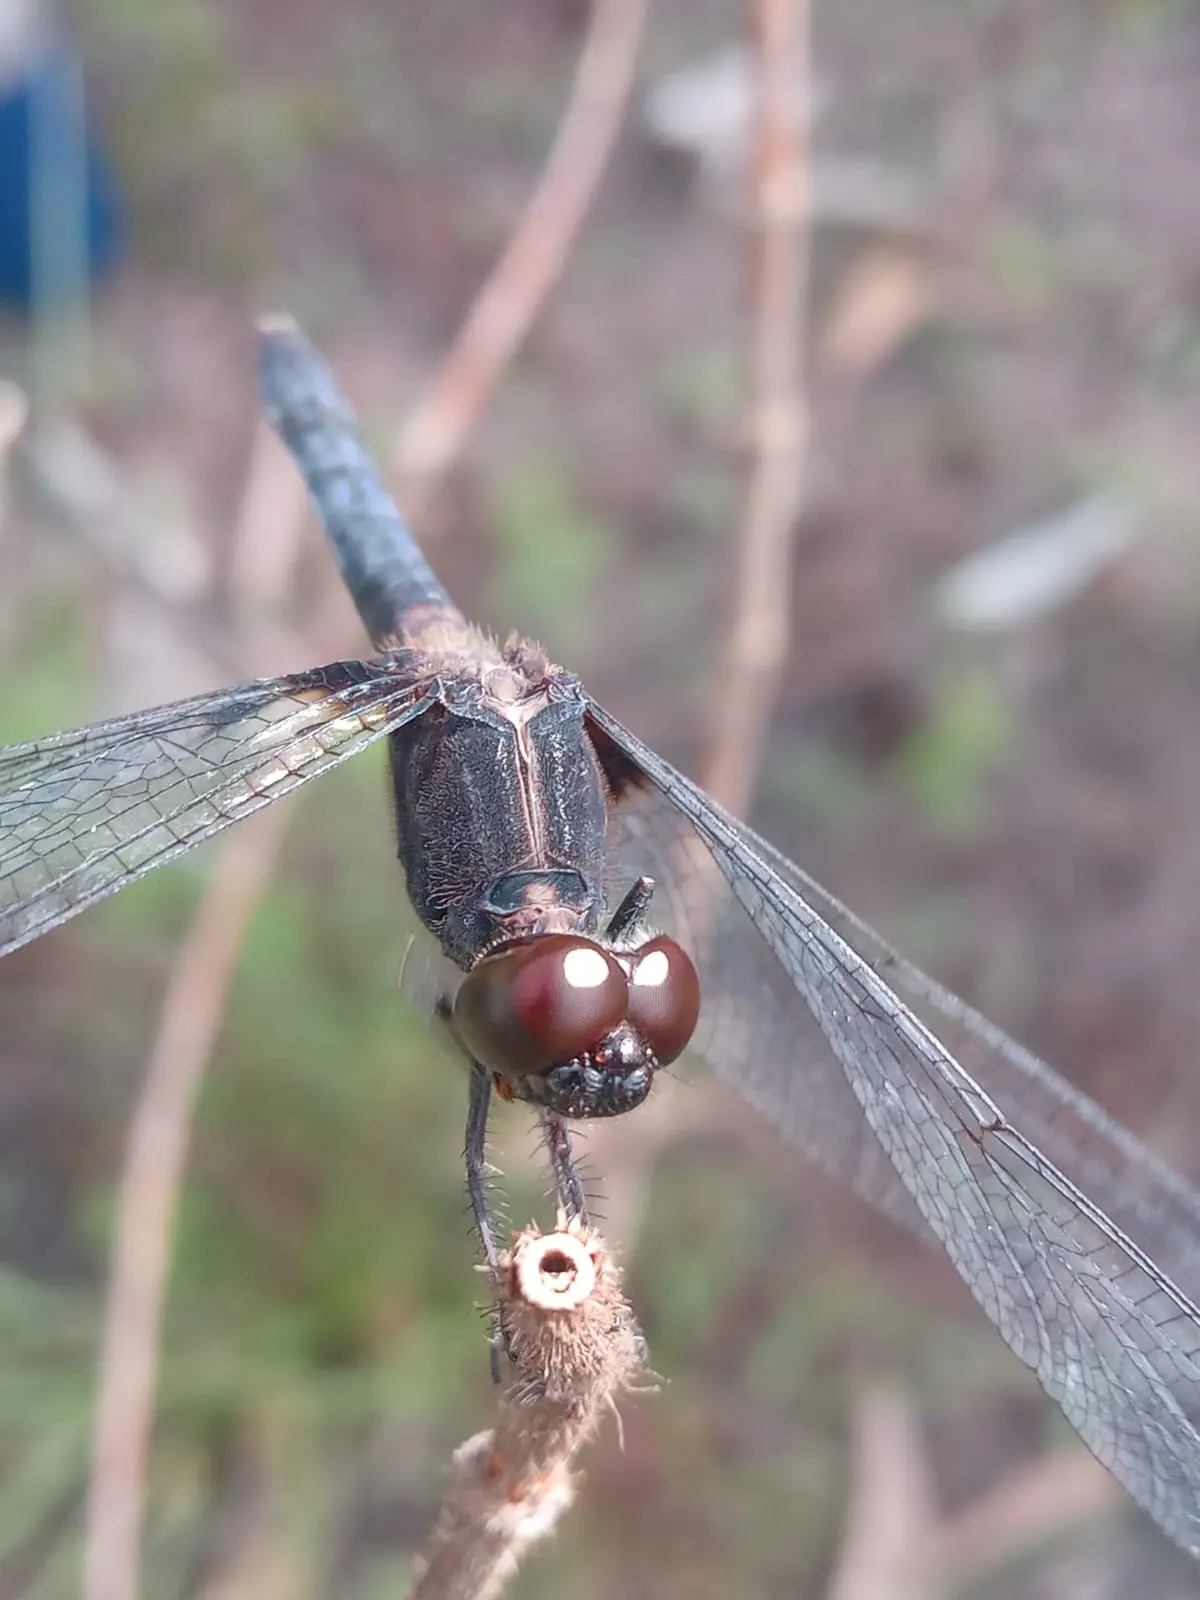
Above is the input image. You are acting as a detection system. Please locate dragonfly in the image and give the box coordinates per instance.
[2,318,1200,1557]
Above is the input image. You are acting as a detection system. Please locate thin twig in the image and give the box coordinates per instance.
[590,0,812,1251]
[406,1219,642,1600]
[82,8,650,1593]
[0,383,28,542]
[933,1446,1119,1587]
[392,0,648,519]
[81,813,291,1600]
[826,1384,940,1600]
[229,417,313,623]
[0,383,28,460]
[702,0,810,813]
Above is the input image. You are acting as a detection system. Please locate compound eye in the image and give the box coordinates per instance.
[453,935,628,1078]
[626,936,700,1065]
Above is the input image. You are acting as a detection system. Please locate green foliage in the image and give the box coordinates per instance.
[656,346,742,434]
[670,463,738,529]
[767,742,873,829]
[1147,314,1200,389]
[79,0,324,281]
[490,460,613,652]
[1111,0,1190,40]
[631,1145,771,1361]
[886,888,969,974]
[0,1275,94,1573]
[980,215,1060,317]
[898,667,1014,838]
[0,602,93,746]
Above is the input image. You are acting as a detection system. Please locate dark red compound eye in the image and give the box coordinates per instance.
[453,934,629,1079]
[625,936,700,1065]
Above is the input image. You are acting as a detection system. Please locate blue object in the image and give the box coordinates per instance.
[0,30,123,308]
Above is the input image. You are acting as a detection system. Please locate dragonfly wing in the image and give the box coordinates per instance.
[598,731,1200,1294]
[589,701,1200,1556]
[596,728,925,1233]
[741,821,1200,1288]
[0,657,432,956]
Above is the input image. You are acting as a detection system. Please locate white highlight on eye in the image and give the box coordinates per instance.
[563,946,612,989]
[632,949,669,987]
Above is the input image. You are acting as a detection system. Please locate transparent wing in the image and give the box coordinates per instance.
[749,822,1200,1286]
[589,702,1200,1558]
[602,746,1200,1289]
[0,657,432,956]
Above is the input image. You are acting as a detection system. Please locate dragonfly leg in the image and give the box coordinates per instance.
[465,1063,508,1382]
[465,1063,501,1272]
[604,875,655,943]
[543,1111,589,1226]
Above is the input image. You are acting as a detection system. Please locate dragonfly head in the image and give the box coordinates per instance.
[452,932,700,1119]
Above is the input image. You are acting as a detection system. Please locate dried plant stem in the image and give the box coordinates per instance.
[0,382,28,541]
[826,1385,939,1600]
[934,1446,1118,1586]
[407,1220,642,1600]
[229,418,313,621]
[392,0,648,516]
[0,382,27,459]
[703,0,811,814]
[82,813,288,1600]
[596,0,813,1252]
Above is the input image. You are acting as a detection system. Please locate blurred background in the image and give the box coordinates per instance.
[2,0,1200,1595]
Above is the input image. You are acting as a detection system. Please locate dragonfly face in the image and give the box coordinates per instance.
[453,928,700,1118]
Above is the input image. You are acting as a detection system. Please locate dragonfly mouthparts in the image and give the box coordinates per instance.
[502,1021,656,1120]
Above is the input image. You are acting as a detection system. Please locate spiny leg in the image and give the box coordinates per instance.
[545,1111,647,1366]
[543,1111,589,1226]
[465,1063,508,1383]
[465,1063,500,1272]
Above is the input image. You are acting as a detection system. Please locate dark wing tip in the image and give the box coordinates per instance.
[585,709,656,803]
